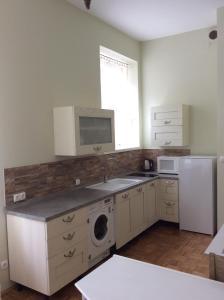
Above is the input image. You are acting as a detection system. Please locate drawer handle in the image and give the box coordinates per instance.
[122,193,129,199]
[150,183,155,187]
[164,141,171,145]
[166,181,175,185]
[64,249,76,258]
[164,120,171,125]
[62,214,75,223]
[93,146,102,152]
[165,202,175,207]
[63,232,75,241]
[137,187,142,192]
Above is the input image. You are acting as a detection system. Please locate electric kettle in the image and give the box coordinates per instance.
[143,159,154,171]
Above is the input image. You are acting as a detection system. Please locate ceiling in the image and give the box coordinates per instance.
[67,0,224,41]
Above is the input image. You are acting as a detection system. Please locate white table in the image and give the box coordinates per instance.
[205,224,224,256]
[75,255,224,300]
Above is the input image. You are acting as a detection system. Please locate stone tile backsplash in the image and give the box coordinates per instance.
[4,148,190,206]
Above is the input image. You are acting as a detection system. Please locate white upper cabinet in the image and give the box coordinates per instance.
[53,106,115,156]
[151,104,190,147]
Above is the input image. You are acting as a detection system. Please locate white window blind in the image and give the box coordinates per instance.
[100,51,140,150]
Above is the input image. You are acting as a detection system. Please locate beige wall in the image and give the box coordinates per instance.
[141,28,217,155]
[0,0,140,290]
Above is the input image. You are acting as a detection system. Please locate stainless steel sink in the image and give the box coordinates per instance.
[87,178,143,191]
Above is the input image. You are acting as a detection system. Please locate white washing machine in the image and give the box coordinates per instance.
[88,197,115,268]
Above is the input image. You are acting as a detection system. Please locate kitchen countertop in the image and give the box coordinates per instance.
[6,172,178,222]
[6,175,157,222]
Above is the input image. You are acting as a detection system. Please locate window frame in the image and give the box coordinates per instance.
[99,46,141,152]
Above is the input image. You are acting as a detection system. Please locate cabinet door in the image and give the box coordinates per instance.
[151,105,184,126]
[152,126,184,147]
[75,107,115,155]
[130,187,144,238]
[115,192,131,249]
[143,182,157,228]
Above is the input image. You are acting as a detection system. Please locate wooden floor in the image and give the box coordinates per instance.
[2,222,212,300]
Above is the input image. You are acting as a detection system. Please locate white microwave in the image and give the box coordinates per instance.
[157,156,180,174]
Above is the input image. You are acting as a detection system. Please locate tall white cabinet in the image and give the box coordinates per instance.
[151,104,190,147]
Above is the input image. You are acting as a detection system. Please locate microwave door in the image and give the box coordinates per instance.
[160,160,175,173]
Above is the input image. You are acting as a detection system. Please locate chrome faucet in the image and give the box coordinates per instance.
[100,154,116,183]
[103,175,108,183]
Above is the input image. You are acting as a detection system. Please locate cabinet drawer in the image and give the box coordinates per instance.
[46,208,88,239]
[160,200,179,223]
[48,240,88,294]
[159,192,178,202]
[159,179,178,194]
[47,223,88,258]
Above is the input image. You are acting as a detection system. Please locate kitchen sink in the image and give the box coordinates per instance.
[129,172,159,178]
[87,178,143,191]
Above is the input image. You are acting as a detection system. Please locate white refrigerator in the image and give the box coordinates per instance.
[179,156,217,235]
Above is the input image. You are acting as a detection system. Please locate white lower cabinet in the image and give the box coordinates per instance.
[157,179,179,223]
[143,181,159,228]
[115,181,159,249]
[7,207,88,296]
[114,191,132,249]
[115,178,179,249]
[130,186,145,239]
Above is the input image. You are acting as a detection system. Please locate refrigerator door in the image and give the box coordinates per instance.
[179,157,215,235]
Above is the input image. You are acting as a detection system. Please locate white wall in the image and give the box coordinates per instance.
[217,7,224,229]
[0,0,140,290]
[141,28,217,155]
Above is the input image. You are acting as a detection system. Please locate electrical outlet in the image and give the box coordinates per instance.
[13,192,26,203]
[0,260,8,270]
[75,178,81,186]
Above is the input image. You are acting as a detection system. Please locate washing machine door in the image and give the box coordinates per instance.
[91,212,109,247]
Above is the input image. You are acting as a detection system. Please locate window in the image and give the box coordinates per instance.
[100,46,140,150]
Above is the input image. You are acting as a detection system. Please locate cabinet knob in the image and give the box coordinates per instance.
[62,214,75,223]
[164,120,171,125]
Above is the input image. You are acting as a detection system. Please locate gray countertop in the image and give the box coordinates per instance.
[6,173,178,222]
[6,188,114,222]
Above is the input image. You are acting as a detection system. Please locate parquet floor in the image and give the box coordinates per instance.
[2,222,212,300]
